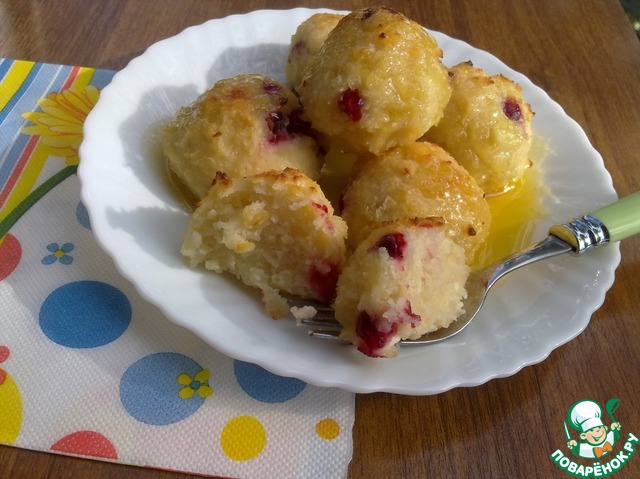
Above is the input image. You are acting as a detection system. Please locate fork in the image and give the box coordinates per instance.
[289,192,640,345]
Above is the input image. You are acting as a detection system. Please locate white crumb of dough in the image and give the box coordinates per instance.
[290,305,318,325]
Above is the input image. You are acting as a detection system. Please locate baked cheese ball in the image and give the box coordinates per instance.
[162,74,323,198]
[334,217,469,358]
[180,168,348,318]
[341,141,491,266]
[298,6,452,156]
[286,13,344,92]
[422,61,534,195]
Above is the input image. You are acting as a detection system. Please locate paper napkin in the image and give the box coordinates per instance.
[0,58,354,479]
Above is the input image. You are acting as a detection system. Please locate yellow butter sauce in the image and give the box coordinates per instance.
[166,161,199,210]
[146,120,199,210]
[473,137,550,269]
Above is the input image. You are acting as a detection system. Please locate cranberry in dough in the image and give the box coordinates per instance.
[334,217,469,358]
[163,74,322,198]
[181,168,347,318]
[298,6,452,156]
[423,61,534,195]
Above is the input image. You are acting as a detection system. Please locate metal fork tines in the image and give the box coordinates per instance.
[287,298,346,340]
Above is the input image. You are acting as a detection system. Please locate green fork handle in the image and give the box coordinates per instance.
[591,191,640,243]
[549,191,640,252]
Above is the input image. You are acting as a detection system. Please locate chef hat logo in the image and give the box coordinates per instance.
[568,399,604,433]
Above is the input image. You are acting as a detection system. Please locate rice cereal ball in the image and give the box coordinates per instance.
[298,6,452,156]
[341,141,491,266]
[162,74,323,198]
[286,13,344,92]
[334,217,469,358]
[422,61,534,195]
[180,168,348,318]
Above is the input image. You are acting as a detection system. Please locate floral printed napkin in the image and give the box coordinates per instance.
[0,58,355,478]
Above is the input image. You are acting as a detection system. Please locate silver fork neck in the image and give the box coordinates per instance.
[549,214,610,255]
[485,235,573,292]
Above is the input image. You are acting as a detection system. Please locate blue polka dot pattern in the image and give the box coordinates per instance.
[75,202,91,230]
[233,360,306,403]
[120,352,208,425]
[39,280,131,348]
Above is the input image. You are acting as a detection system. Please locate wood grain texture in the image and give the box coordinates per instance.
[1,1,640,478]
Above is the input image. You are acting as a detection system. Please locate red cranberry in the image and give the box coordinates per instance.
[355,311,397,357]
[312,202,329,214]
[502,98,522,122]
[312,202,336,233]
[263,81,282,94]
[308,261,340,304]
[265,109,316,144]
[401,300,421,327]
[287,109,314,138]
[371,232,406,260]
[338,88,364,122]
[288,40,306,63]
[265,111,291,143]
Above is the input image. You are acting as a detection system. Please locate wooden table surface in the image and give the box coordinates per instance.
[2,1,640,478]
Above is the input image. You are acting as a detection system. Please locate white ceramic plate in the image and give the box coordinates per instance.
[79,8,619,395]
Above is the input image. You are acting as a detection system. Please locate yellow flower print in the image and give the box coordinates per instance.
[177,369,214,399]
[21,85,99,166]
